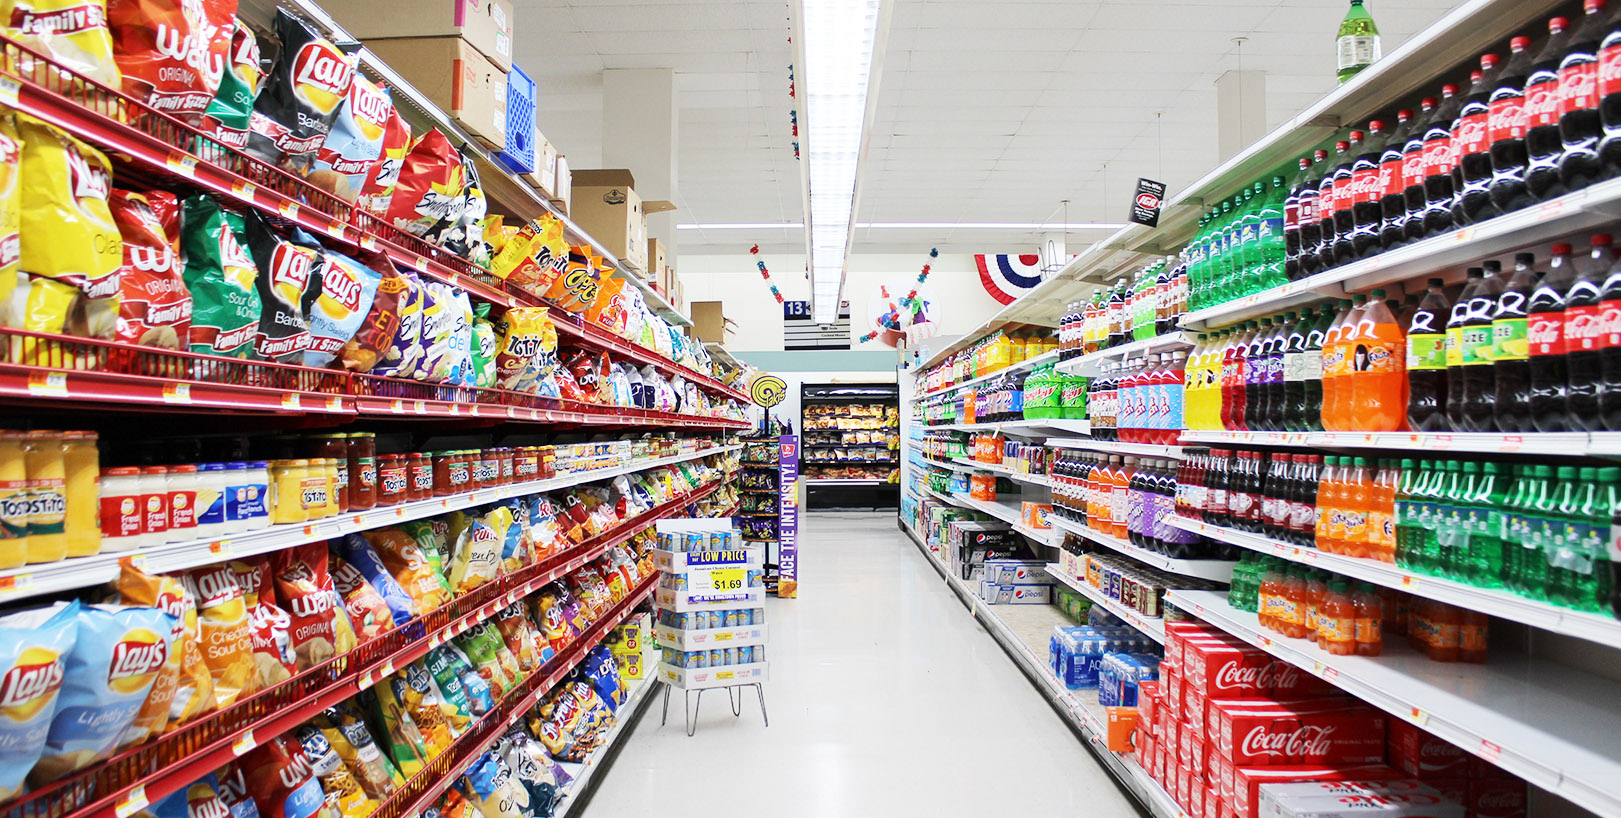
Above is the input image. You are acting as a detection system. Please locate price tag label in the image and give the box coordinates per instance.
[1410,707,1429,726]
[391,399,405,414]
[414,400,427,414]
[361,235,378,251]
[231,181,257,201]
[280,201,300,219]
[413,256,428,272]
[0,76,21,107]
[327,396,345,411]
[162,382,192,404]
[209,541,232,556]
[0,573,33,594]
[1454,227,1477,243]
[232,728,257,756]
[166,153,199,178]
[27,371,68,398]
[694,567,745,594]
[282,393,302,410]
[1501,435,1524,453]
[116,786,150,818]
[358,672,376,691]
[1479,739,1501,762]
[1540,200,1564,217]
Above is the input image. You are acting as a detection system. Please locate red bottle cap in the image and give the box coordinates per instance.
[1594,233,1613,246]
[1510,36,1530,50]
[1442,83,1459,95]
[1349,130,1365,141]
[1336,141,1350,151]
[1553,243,1574,254]
[1314,149,1328,160]
[1397,109,1412,121]
[1550,17,1569,32]
[1586,0,1604,13]
[1422,96,1438,109]
[1299,157,1310,168]
[1368,120,1384,131]
[1480,54,1498,69]
[1470,70,1482,82]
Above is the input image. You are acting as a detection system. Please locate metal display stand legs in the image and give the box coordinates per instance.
[660,682,769,736]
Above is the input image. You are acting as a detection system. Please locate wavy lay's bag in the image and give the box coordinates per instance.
[245,211,322,362]
[111,189,192,350]
[0,115,20,325]
[201,19,263,150]
[112,561,217,743]
[0,602,77,802]
[179,195,260,358]
[302,251,380,369]
[142,773,232,818]
[108,0,234,114]
[4,0,120,88]
[246,9,355,172]
[13,115,122,343]
[311,74,390,204]
[295,725,376,818]
[33,604,173,786]
[215,763,263,818]
[271,543,351,670]
[386,129,464,243]
[187,564,256,708]
[241,734,326,818]
[356,106,410,218]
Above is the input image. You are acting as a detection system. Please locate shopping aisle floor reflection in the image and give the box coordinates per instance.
[577,512,1143,817]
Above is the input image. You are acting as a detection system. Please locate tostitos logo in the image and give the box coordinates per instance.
[108,629,169,695]
[0,648,64,721]
[292,40,353,114]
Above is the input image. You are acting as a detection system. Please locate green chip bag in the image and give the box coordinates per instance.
[180,196,261,358]
[452,626,512,699]
[202,21,264,151]
[359,681,428,778]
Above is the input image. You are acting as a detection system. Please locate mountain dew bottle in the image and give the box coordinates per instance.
[1023,364,1063,420]
[1060,374,1090,421]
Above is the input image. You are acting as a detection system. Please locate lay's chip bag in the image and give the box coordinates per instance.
[0,114,21,325]
[3,0,120,88]
[32,604,173,787]
[187,564,256,709]
[14,115,122,343]
[240,734,326,818]
[302,251,380,369]
[142,773,232,818]
[0,601,77,803]
[179,196,260,358]
[111,189,192,350]
[337,257,404,373]
[112,560,217,742]
[357,106,411,218]
[108,0,234,115]
[246,211,323,362]
[201,19,263,150]
[246,9,355,173]
[311,73,391,204]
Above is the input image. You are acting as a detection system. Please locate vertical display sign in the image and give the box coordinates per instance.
[1130,178,1167,227]
[777,435,799,598]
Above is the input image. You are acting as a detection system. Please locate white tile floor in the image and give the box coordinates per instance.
[576,511,1143,817]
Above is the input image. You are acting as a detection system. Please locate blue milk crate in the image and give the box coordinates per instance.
[497,64,537,175]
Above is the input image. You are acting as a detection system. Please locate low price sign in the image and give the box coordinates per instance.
[690,565,750,600]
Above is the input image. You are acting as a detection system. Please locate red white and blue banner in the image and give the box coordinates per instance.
[975,254,1046,305]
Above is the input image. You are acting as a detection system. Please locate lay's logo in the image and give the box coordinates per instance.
[292,40,352,113]
[286,591,332,619]
[108,630,168,694]
[0,649,63,721]
[129,245,177,274]
[192,566,239,606]
[270,243,314,306]
[349,78,391,141]
[66,147,109,202]
[320,259,365,313]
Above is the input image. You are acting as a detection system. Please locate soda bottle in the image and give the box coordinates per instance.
[1337,0,1382,83]
[1395,460,1428,569]
[1548,465,1583,606]
[1282,564,1308,639]
[1285,157,1312,281]
[1259,176,1288,291]
[1267,312,1297,431]
[1445,269,1482,430]
[1291,455,1323,547]
[1492,253,1540,431]
[1306,302,1343,430]
[1320,457,1349,553]
[1352,582,1384,656]
[1342,457,1373,559]
[1301,567,1327,639]
[1334,135,1364,266]
[1324,295,1366,430]
[1401,97,1439,246]
[1587,467,1618,612]
[1454,54,1503,225]
[1282,307,1313,431]
[1407,279,1451,432]
[1350,289,1405,432]
[1300,150,1331,277]
[1528,17,1575,201]
[1522,464,1556,600]
[1220,327,1243,431]
[1244,322,1270,431]
[1558,0,1611,192]
[1234,190,1261,299]
[1446,462,1482,579]
[1467,462,1510,586]
[1530,242,1578,430]
[1601,0,1621,177]
[1422,83,1464,237]
[1320,579,1357,654]
[1378,110,1415,251]
[1319,140,1352,272]
[1568,234,1615,430]
[1349,123,1387,260]
[1490,37,1536,213]
[1459,609,1489,663]
[1461,261,1505,431]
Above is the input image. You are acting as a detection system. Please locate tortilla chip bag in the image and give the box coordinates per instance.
[112,560,216,742]
[492,306,555,393]
[489,215,565,296]
[544,246,605,313]
[583,276,626,331]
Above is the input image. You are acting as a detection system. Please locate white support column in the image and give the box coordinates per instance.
[602,68,679,260]
[1214,69,1267,162]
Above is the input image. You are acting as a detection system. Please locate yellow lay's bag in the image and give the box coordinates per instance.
[0,113,20,325]
[3,0,120,88]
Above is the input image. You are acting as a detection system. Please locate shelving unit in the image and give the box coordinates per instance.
[1048,438,1186,460]
[913,349,1061,401]
[1044,564,1167,642]
[1055,333,1195,379]
[1048,516,1235,581]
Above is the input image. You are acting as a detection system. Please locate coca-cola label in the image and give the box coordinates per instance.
[1423,136,1455,177]
[1352,168,1379,205]
[1488,95,1528,142]
[1332,174,1353,213]
[1600,299,1621,347]
[1560,60,1600,115]
[1402,145,1427,189]
[1456,111,1490,157]
[1379,157,1404,198]
[1299,189,1318,224]
[1602,41,1621,98]
[1528,312,1567,356]
[1567,303,1605,350]
[1319,180,1338,218]
[1527,77,1562,128]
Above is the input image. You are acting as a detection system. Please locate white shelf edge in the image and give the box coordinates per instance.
[1047,437,1187,460]
[1049,516,1234,581]
[949,457,1055,488]
[1054,333,1196,378]
[1044,563,1167,642]
[922,418,1092,437]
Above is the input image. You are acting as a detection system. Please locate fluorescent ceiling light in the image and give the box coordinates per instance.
[803,0,884,324]
[677,223,805,230]
[676,222,1126,231]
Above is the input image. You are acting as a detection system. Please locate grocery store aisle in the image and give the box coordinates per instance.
[576,512,1141,817]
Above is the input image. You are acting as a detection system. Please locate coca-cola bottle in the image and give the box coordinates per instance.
[1454,54,1503,224]
[1284,157,1312,281]
[1598,247,1621,427]
[1566,234,1614,430]
[1558,0,1610,192]
[1490,37,1536,212]
[1493,253,1541,432]
[1352,121,1388,259]
[1401,97,1439,245]
[1422,82,1465,237]
[1529,243,1578,430]
[1598,4,1621,178]
[1318,141,1350,272]
[1333,131,1364,265]
[1527,17,1575,201]
[1377,110,1413,251]
[1299,150,1330,277]
[1461,260,1505,431]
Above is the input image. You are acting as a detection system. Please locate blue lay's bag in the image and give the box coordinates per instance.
[32,604,173,787]
[241,735,326,818]
[334,533,418,627]
[145,773,231,818]
[0,601,78,802]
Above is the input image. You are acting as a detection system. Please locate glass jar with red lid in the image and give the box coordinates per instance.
[377,454,408,506]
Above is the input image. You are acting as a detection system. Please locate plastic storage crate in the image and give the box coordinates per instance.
[497,64,537,175]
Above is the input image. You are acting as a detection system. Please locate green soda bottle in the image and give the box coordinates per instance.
[1413,461,1448,575]
[1336,0,1382,84]
[1444,462,1480,580]
[1502,464,1534,594]
[1568,467,1606,612]
[1060,374,1089,421]
[1023,364,1061,420]
[1550,467,1584,608]
[1239,183,1266,296]
[1586,467,1618,613]
[1465,462,1509,588]
[1522,465,1557,602]
[1393,458,1418,568]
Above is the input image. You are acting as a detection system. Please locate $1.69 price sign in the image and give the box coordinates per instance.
[691,567,746,595]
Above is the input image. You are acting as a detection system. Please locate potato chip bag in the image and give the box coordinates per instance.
[491,604,539,674]
[492,306,555,392]
[295,725,375,818]
[337,258,403,373]
[302,251,381,369]
[200,19,262,150]
[112,561,216,743]
[425,644,490,718]
[327,555,392,643]
[461,751,528,818]
[387,129,464,243]
[444,288,475,386]
[33,604,172,786]
[144,772,231,818]
[442,151,487,264]
[241,734,326,818]
[448,507,506,595]
[544,247,603,314]
[109,189,192,350]
[187,564,256,708]
[392,671,451,757]
[356,106,411,218]
[246,10,356,172]
[311,74,390,204]
[397,519,450,579]
[580,647,625,711]
[408,658,469,738]
[271,543,349,669]
[216,763,263,818]
[467,303,497,388]
[0,115,20,322]
[373,273,423,378]
[409,281,456,382]
[14,115,121,342]
[451,627,510,699]
[359,682,427,776]
[178,196,260,358]
[357,529,450,613]
[246,212,323,362]
[227,557,296,690]
[312,704,400,800]
[0,602,76,802]
[108,0,233,114]
[4,0,120,87]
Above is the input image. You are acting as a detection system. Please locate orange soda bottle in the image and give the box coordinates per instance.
[1459,609,1488,663]
[1283,565,1308,639]
[1322,296,1365,430]
[1365,460,1398,562]
[1428,601,1460,662]
[1315,456,1342,553]
[1258,558,1279,631]
[1320,579,1358,655]
[1351,288,1407,432]
[1304,569,1328,643]
[1342,457,1373,559]
[1353,581,1384,656]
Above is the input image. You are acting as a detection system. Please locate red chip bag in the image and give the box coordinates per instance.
[338,250,404,373]
[386,129,464,243]
[357,105,412,218]
[329,552,394,643]
[271,543,349,669]
[110,189,191,349]
[107,0,235,115]
[241,735,327,818]
[229,556,295,690]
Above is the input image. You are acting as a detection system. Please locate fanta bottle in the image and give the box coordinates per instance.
[1351,288,1407,431]
[1353,582,1384,656]
[1315,456,1343,552]
[1283,565,1309,639]
[1342,457,1373,559]
[1322,297,1365,430]
[1368,460,1399,562]
[1320,579,1358,654]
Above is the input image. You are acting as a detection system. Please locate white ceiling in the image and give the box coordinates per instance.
[515,0,1465,254]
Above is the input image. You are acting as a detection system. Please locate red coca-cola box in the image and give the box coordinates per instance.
[1178,631,1253,678]
[1213,751,1237,801]
[1167,620,1233,665]
[1165,664,1184,720]
[1388,721,1469,778]
[1232,766,1407,818]
[1179,762,1194,810]
[1164,713,1181,763]
[1260,786,1466,818]
[1206,785,1225,818]
[1214,699,1387,766]
[1268,660,1342,698]
[1140,680,1162,728]
[1187,733,1209,779]
[1186,686,1210,739]
[1191,775,1206,817]
[1186,640,1272,699]
[1426,779,1527,818]
[1141,730,1158,775]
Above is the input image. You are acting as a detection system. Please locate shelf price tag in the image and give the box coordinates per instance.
[27,371,68,398]
[162,382,192,404]
[412,256,428,272]
[1478,739,1501,762]
[231,181,257,201]
[116,786,149,818]
[360,235,378,251]
[232,728,257,756]
[280,201,300,219]
[1410,706,1429,726]
[0,76,20,107]
[165,152,199,178]
[282,393,302,410]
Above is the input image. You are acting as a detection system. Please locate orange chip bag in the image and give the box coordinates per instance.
[544,246,605,313]
[330,553,394,643]
[187,563,257,707]
[4,0,120,88]
[362,528,451,613]
[490,215,566,296]
[582,276,625,328]
[108,0,235,114]
[271,543,351,669]
[113,560,216,741]
[110,189,192,350]
[229,556,295,690]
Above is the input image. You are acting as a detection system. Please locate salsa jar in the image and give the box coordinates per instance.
[407,453,432,501]
[347,432,377,511]
[377,454,409,506]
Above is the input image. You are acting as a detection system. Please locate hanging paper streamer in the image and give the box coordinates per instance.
[749,244,785,304]
[860,249,940,344]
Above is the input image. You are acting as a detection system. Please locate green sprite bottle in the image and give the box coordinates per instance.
[1336,0,1382,84]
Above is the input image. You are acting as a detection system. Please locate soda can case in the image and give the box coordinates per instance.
[1230,766,1407,818]
[1212,699,1387,766]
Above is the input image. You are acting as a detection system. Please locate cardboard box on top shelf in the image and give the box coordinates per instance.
[660,265,678,298]
[364,37,507,150]
[692,302,733,344]
[571,169,647,271]
[525,134,558,196]
[327,0,514,72]
[647,238,669,280]
[552,154,571,215]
